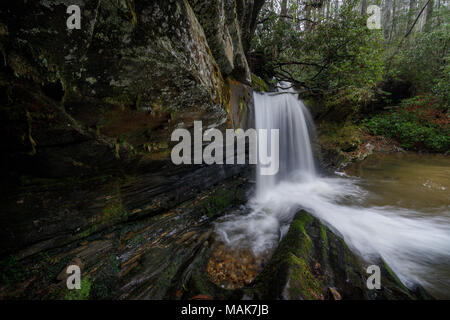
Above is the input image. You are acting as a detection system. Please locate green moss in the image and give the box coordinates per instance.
[251,73,269,92]
[249,210,319,299]
[64,277,91,300]
[319,223,328,262]
[204,185,245,218]
[129,234,144,247]
[102,200,128,224]
[376,259,418,299]
[287,253,323,299]
[381,259,409,293]
[74,227,97,240]
[345,264,363,286]
[103,85,138,108]
[321,87,373,121]
[91,255,120,299]
[42,254,74,284]
[319,121,363,152]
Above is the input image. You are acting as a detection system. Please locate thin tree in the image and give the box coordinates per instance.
[360,0,368,15]
[424,0,435,32]
[384,0,393,40]
[386,0,433,72]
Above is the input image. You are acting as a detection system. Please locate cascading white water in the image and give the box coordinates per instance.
[254,82,315,199]
[215,83,450,297]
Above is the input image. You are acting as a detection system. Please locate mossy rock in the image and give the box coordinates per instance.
[247,210,324,299]
[246,210,432,300]
[318,121,363,153]
[251,73,269,92]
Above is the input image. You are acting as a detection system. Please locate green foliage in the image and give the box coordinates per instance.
[252,0,384,94]
[319,121,363,152]
[363,96,449,152]
[432,56,450,107]
[321,86,374,121]
[387,23,450,98]
[251,1,447,124]
[251,73,270,92]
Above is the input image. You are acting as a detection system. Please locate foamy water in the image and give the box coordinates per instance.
[216,171,450,297]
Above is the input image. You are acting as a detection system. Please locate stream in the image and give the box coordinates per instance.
[214,84,450,299]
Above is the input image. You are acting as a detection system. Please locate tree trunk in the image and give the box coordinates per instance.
[360,0,368,15]
[424,0,434,32]
[383,0,393,39]
[281,0,288,16]
[407,0,417,33]
[326,0,331,19]
[305,3,312,30]
[389,0,397,42]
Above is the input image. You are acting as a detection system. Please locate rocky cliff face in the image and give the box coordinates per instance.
[0,0,261,258]
[0,2,433,301]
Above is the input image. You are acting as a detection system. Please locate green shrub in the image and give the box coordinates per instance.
[363,96,449,152]
[321,87,374,121]
[432,57,450,108]
[387,24,450,96]
[251,73,269,92]
[319,121,363,152]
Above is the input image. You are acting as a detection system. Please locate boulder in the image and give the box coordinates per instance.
[246,210,433,300]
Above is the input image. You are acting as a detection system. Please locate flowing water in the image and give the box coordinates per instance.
[254,84,316,198]
[215,83,450,298]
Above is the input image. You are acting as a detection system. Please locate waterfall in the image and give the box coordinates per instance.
[215,82,450,297]
[254,82,316,199]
